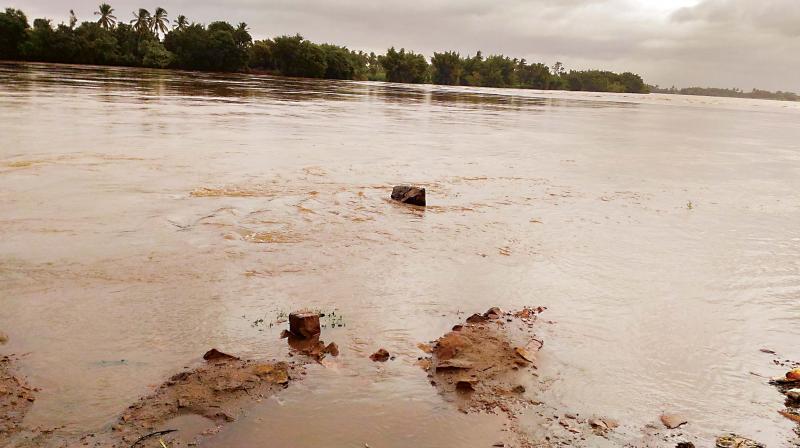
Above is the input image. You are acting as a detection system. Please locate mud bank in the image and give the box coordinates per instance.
[2,312,797,448]
[2,349,305,448]
[0,354,37,437]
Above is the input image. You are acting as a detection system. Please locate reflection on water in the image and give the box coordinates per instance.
[1,62,800,446]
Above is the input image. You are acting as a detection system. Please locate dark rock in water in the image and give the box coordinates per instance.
[324,342,339,357]
[676,443,695,448]
[370,348,390,362]
[202,349,239,361]
[391,185,426,206]
[484,307,504,319]
[289,311,321,339]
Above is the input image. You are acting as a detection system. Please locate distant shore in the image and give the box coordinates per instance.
[1,6,648,94]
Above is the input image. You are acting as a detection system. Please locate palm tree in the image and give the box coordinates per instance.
[173,14,188,30]
[151,7,169,38]
[130,8,151,34]
[94,3,117,29]
[236,22,248,32]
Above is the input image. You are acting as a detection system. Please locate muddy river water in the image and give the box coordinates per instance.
[1,62,800,447]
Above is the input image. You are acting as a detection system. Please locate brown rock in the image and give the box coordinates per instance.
[514,346,537,363]
[0,331,8,344]
[391,185,426,206]
[324,342,339,357]
[787,368,800,381]
[370,349,390,362]
[484,307,504,319]
[465,313,487,324]
[661,413,688,429]
[202,349,239,361]
[676,443,695,448]
[289,311,321,339]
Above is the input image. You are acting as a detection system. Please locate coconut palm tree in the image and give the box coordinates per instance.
[130,8,151,34]
[236,22,248,32]
[173,14,188,30]
[151,7,169,38]
[94,3,117,29]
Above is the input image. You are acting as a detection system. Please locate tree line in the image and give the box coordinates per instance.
[0,5,649,94]
[650,85,798,102]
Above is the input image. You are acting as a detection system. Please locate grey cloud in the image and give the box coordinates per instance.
[672,0,800,37]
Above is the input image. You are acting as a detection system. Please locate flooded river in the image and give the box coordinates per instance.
[1,62,799,447]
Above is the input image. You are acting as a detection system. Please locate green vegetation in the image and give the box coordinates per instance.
[0,5,649,93]
[651,85,798,102]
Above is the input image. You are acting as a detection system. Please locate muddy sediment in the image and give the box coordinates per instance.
[0,354,37,437]
[417,307,621,447]
[3,349,305,448]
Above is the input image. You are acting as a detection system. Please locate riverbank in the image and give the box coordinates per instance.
[4,307,797,447]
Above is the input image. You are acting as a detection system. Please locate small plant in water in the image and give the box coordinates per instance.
[686,200,694,210]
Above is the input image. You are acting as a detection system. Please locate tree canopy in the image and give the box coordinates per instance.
[0,5,652,94]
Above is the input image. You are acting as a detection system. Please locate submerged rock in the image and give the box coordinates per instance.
[391,185,426,206]
[660,413,688,429]
[0,331,7,344]
[370,348,390,362]
[203,348,239,361]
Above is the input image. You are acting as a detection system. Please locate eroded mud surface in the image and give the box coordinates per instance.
[4,350,303,448]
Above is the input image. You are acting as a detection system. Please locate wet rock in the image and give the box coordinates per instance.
[514,347,535,364]
[417,342,433,354]
[466,313,488,324]
[484,307,504,319]
[788,368,800,381]
[715,434,765,448]
[786,388,800,400]
[660,413,688,429]
[588,417,619,434]
[676,443,695,448]
[0,331,7,344]
[390,185,426,206]
[370,348,390,362]
[289,311,321,339]
[203,348,239,361]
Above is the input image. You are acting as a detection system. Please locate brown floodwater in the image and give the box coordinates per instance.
[1,62,799,447]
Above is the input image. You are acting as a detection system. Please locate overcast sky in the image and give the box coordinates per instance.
[14,0,800,91]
